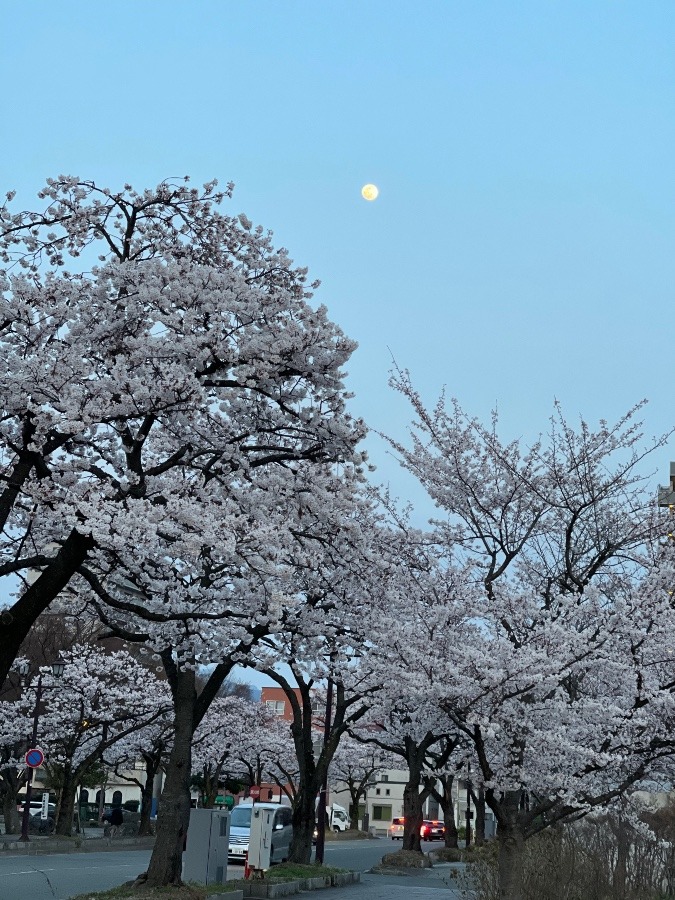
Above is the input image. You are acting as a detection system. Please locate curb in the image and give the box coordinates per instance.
[0,836,155,854]
[369,865,432,876]
[329,872,360,886]
[244,881,300,898]
[224,871,360,898]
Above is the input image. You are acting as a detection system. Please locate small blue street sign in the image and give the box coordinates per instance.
[25,748,44,768]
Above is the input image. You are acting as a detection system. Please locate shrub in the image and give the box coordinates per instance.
[460,813,675,900]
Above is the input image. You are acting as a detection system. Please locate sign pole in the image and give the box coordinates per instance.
[19,675,43,842]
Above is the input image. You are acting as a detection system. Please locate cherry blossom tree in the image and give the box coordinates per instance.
[423,740,470,848]
[230,709,298,802]
[0,177,364,883]
[356,693,457,853]
[191,695,258,808]
[104,698,174,836]
[35,644,171,834]
[259,663,377,862]
[0,667,32,834]
[0,613,101,834]
[251,485,395,863]
[192,696,299,803]
[328,733,394,830]
[386,371,675,900]
[352,510,467,853]
[0,176,362,685]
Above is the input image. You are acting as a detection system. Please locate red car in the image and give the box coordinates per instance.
[420,819,446,841]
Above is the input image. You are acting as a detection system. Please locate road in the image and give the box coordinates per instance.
[0,838,462,900]
[0,849,153,900]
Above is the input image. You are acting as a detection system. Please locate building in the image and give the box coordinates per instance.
[260,686,298,721]
[330,767,496,837]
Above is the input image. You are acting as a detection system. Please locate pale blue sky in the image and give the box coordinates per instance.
[3,0,674,500]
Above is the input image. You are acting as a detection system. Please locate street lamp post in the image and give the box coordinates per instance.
[362,783,370,833]
[97,722,109,823]
[19,672,43,842]
[18,659,65,842]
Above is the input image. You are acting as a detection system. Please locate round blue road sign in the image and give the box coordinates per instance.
[25,748,44,768]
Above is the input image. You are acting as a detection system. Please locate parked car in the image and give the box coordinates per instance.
[388,817,446,841]
[17,800,56,816]
[421,819,445,841]
[28,812,55,835]
[228,802,293,863]
[388,817,405,840]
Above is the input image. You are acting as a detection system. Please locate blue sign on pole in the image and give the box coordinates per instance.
[25,748,44,768]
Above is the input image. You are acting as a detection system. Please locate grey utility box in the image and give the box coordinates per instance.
[248,805,275,871]
[183,808,230,885]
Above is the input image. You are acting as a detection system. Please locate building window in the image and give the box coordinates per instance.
[381,773,389,782]
[112,790,123,807]
[265,700,285,716]
[372,805,392,821]
[375,788,381,796]
[385,789,390,796]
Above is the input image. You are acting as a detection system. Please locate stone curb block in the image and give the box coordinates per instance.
[298,875,332,889]
[0,837,155,854]
[331,871,361,885]
[240,870,360,896]
[209,892,244,900]
[243,881,300,898]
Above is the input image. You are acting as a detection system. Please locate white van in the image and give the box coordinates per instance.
[228,802,293,863]
[17,799,56,817]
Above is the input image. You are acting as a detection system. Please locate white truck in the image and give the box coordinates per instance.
[327,803,349,832]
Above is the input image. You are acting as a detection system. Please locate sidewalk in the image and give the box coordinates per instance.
[0,827,155,854]
[302,865,470,899]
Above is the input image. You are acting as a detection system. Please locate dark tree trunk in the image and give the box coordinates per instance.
[55,765,77,836]
[489,789,526,900]
[497,823,526,900]
[474,785,486,846]
[2,782,20,835]
[289,782,318,864]
[433,775,458,849]
[402,745,425,853]
[444,813,459,849]
[145,670,196,886]
[203,766,218,809]
[612,813,629,900]
[138,753,161,837]
[348,796,359,831]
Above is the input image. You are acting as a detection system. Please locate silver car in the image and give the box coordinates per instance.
[228,802,293,863]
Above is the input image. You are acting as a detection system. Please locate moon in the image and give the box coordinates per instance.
[361,183,379,201]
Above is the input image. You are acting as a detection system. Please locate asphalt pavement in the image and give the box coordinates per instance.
[0,833,472,899]
[0,849,153,900]
[315,867,471,899]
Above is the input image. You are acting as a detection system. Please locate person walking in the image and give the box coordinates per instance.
[109,806,124,839]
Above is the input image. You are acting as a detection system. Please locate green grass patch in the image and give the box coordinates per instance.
[231,861,346,883]
[69,863,348,899]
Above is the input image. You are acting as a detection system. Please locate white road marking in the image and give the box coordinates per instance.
[4,863,137,876]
